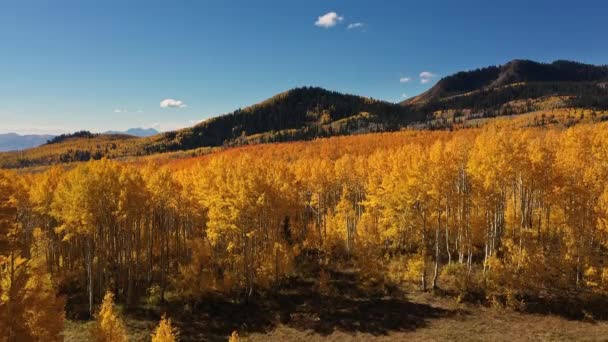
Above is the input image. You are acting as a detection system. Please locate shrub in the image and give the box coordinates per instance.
[151,314,179,342]
[92,292,127,342]
[146,285,162,307]
[441,262,474,302]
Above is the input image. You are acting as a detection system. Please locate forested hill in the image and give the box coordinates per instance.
[92,61,608,152]
[403,59,608,105]
[143,87,422,153]
[0,87,422,168]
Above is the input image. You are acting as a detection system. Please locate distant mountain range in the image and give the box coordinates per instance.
[104,127,159,137]
[2,59,608,167]
[0,133,55,152]
[0,128,158,152]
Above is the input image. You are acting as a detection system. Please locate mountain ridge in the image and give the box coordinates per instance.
[144,86,422,153]
[403,59,608,105]
[2,59,608,168]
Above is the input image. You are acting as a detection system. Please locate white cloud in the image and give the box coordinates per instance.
[315,12,343,28]
[347,22,366,30]
[419,71,437,78]
[160,98,187,108]
[419,71,438,84]
[399,76,411,83]
[402,93,408,98]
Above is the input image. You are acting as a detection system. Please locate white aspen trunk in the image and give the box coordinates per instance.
[433,210,440,290]
[445,200,451,264]
[87,237,93,317]
[421,209,427,291]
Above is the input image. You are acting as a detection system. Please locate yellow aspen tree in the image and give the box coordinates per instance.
[0,229,65,342]
[0,170,64,342]
[151,314,179,342]
[428,140,456,289]
[143,164,180,303]
[0,267,4,338]
[325,186,356,253]
[52,159,123,315]
[19,229,65,342]
[175,236,212,297]
[555,126,597,288]
[405,145,433,291]
[468,127,511,274]
[28,166,64,275]
[444,137,473,267]
[92,291,128,342]
[229,331,239,342]
[117,166,149,307]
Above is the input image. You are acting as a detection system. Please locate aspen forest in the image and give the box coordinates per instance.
[4,0,608,340]
[3,120,608,340]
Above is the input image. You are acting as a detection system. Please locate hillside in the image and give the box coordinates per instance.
[0,133,144,168]
[403,59,608,105]
[143,87,422,153]
[3,60,608,168]
[0,128,159,154]
[0,87,422,168]
[395,60,608,131]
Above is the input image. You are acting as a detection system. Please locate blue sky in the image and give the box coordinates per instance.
[1,0,607,134]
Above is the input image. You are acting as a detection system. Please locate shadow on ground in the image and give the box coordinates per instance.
[523,291,608,321]
[137,269,465,342]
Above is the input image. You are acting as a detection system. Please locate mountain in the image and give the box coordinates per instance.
[0,87,422,167]
[403,60,608,108]
[143,86,423,153]
[0,133,55,152]
[3,59,608,168]
[104,127,159,137]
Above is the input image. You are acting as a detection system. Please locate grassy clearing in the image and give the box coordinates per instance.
[63,275,608,342]
[245,309,608,342]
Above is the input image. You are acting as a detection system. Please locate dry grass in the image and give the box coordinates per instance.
[245,294,608,342]
[244,314,608,342]
[64,316,155,342]
[63,289,608,342]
